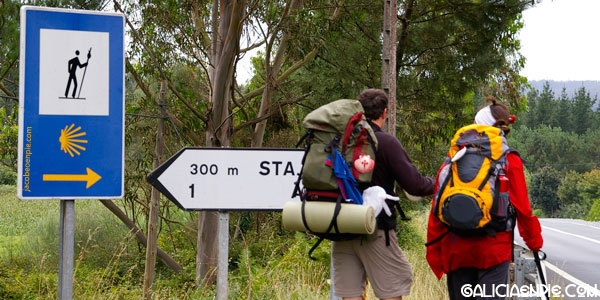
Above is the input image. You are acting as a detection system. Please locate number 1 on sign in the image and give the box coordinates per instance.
[189,184,195,198]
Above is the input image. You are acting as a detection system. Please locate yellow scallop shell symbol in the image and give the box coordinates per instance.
[59,124,88,157]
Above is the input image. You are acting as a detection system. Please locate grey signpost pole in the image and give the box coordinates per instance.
[216,211,230,300]
[58,199,75,300]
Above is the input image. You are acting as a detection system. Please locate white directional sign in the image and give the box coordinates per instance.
[147,148,305,210]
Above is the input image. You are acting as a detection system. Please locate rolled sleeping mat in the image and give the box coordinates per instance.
[282,201,376,235]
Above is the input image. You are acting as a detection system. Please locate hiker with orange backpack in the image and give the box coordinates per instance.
[426,97,543,299]
[332,89,435,300]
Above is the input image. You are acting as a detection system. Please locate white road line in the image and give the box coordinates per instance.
[541,225,600,245]
[542,219,600,231]
[544,260,600,296]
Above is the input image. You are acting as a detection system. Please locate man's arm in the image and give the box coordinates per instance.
[380,134,435,196]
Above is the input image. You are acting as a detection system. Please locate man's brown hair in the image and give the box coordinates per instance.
[357,89,388,121]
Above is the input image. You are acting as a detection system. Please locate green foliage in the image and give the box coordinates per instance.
[0,0,20,79]
[553,88,574,132]
[586,199,600,222]
[0,165,15,185]
[571,87,597,135]
[577,169,600,206]
[510,83,600,219]
[557,171,583,207]
[0,0,20,169]
[0,106,17,168]
[396,215,425,251]
[531,83,555,128]
[519,84,599,136]
[279,0,532,174]
[556,203,589,219]
[529,166,561,217]
[531,208,546,218]
[508,125,600,173]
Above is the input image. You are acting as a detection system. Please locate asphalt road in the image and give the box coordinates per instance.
[515,218,600,299]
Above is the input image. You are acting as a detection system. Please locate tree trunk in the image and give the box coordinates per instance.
[382,0,397,136]
[100,200,183,272]
[396,0,414,75]
[197,0,246,286]
[251,0,303,147]
[143,81,167,299]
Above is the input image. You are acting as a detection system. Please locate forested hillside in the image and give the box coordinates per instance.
[529,80,600,100]
[509,82,600,219]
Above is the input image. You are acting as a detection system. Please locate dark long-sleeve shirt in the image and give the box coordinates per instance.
[370,123,435,197]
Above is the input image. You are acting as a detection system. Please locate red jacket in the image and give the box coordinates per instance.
[426,153,543,279]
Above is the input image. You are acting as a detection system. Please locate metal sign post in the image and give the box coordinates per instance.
[217,212,230,300]
[58,200,75,300]
[18,7,124,299]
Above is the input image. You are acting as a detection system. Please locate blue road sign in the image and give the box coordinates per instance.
[17,7,124,199]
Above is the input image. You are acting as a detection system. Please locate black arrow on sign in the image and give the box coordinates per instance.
[146,147,188,210]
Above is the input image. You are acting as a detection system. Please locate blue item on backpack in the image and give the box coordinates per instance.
[329,149,363,204]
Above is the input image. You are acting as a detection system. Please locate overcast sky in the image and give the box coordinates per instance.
[519,0,600,81]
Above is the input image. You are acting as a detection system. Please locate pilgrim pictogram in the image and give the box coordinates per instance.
[62,48,92,99]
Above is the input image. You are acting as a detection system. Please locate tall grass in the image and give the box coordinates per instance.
[403,212,449,300]
[0,184,448,299]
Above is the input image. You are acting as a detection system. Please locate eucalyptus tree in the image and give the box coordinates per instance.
[119,0,347,284]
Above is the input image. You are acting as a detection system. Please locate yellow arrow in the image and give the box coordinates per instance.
[42,168,102,188]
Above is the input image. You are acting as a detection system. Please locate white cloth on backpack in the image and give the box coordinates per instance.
[474,105,496,126]
[362,186,400,216]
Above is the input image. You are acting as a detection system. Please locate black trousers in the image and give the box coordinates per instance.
[447,261,510,300]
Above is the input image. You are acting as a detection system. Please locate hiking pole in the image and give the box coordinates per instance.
[77,48,92,99]
[533,251,550,300]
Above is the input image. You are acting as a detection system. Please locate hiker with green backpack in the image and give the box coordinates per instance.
[426,97,544,300]
[330,89,435,300]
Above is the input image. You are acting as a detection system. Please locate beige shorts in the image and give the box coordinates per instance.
[332,229,413,299]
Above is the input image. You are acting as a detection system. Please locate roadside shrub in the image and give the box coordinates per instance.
[531,208,546,218]
[586,199,600,222]
[556,203,588,219]
[0,165,15,185]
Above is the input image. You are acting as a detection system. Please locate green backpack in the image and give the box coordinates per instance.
[292,99,378,258]
[294,99,378,194]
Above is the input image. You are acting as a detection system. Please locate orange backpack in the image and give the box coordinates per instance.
[432,124,516,237]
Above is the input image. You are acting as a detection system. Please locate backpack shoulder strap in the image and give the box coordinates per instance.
[292,130,313,199]
[434,160,453,215]
[425,229,450,247]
